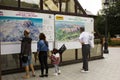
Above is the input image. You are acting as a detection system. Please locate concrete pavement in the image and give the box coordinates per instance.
[2,47,120,80]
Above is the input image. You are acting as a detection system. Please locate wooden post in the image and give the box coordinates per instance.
[59,0,62,12]
[74,0,77,15]
[18,0,20,8]
[75,49,78,60]
[40,0,43,10]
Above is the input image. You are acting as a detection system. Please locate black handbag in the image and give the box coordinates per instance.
[22,55,28,63]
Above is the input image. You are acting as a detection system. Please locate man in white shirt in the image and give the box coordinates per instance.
[79,27,91,72]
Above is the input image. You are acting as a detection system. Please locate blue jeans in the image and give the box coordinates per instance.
[22,56,32,67]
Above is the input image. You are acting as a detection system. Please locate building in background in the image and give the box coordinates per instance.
[0,0,87,15]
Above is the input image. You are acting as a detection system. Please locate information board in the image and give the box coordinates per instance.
[55,15,94,49]
[0,10,54,54]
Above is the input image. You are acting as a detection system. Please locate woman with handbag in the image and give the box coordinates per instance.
[37,33,49,77]
[21,29,35,79]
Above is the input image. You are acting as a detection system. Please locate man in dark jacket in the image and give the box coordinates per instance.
[21,29,35,79]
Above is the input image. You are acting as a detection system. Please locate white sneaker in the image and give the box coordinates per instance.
[85,70,90,72]
[58,70,61,74]
[81,69,85,73]
[81,69,89,73]
[53,73,58,76]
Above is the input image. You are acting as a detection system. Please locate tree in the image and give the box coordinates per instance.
[107,1,120,37]
[95,14,105,36]
[95,0,120,37]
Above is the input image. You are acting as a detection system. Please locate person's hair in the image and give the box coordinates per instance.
[24,29,30,34]
[80,27,85,32]
[39,33,46,41]
[51,48,58,54]
[24,29,30,36]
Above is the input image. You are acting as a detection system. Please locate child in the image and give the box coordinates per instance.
[50,48,61,76]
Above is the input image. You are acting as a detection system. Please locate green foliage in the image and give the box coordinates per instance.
[94,15,105,36]
[96,0,120,37]
[104,1,120,37]
[108,1,120,16]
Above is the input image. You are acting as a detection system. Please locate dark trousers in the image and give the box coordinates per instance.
[39,51,48,75]
[82,44,90,71]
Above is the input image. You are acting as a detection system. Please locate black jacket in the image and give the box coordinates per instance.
[21,37,32,56]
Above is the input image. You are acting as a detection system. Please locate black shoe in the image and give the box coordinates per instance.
[58,73,61,75]
[44,74,48,77]
[39,75,44,77]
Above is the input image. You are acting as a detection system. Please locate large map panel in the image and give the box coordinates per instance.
[0,10,54,54]
[0,16,42,42]
[55,15,94,49]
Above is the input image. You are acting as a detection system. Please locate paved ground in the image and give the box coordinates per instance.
[2,47,120,80]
